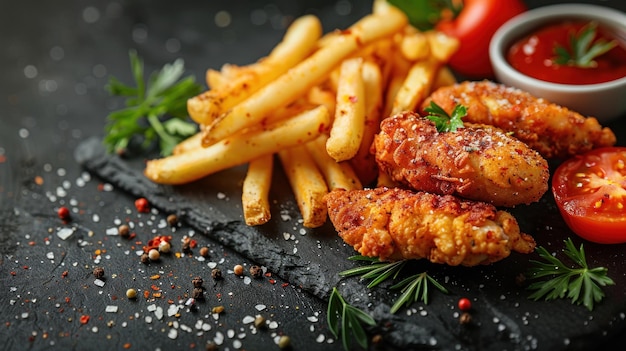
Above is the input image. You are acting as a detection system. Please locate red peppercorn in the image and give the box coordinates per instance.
[134,198,150,213]
[57,206,70,220]
[458,297,472,311]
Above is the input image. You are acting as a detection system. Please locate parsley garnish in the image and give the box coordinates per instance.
[339,255,448,313]
[553,22,617,68]
[327,287,376,351]
[104,50,202,156]
[526,238,615,311]
[424,101,466,132]
[386,0,460,31]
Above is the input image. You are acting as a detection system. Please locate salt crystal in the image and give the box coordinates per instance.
[202,323,211,331]
[56,227,74,240]
[94,279,105,287]
[243,276,251,285]
[242,315,255,324]
[46,252,54,260]
[167,328,178,339]
[167,304,179,317]
[105,305,118,313]
[147,304,157,312]
[145,316,153,323]
[105,227,118,236]
[214,331,224,345]
[255,304,266,311]
[307,316,318,323]
[316,334,325,343]
[227,329,235,338]
[233,340,242,349]
[21,312,29,319]
[268,321,278,329]
[180,324,192,333]
[154,306,164,320]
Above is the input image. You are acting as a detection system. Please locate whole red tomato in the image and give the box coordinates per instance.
[436,0,527,78]
[552,147,626,244]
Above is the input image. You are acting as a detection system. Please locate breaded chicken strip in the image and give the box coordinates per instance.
[421,80,616,159]
[325,187,535,266]
[374,111,549,207]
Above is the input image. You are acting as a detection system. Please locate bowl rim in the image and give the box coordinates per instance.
[489,3,626,92]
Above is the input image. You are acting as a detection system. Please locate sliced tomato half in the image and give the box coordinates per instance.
[552,147,626,244]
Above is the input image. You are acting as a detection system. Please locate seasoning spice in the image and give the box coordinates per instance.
[148,249,160,261]
[57,206,70,220]
[233,264,244,276]
[166,214,178,226]
[249,265,263,278]
[278,335,291,349]
[126,288,137,299]
[254,315,266,329]
[134,197,149,213]
[140,253,150,264]
[158,241,171,253]
[458,297,472,311]
[211,268,223,280]
[192,287,204,300]
[118,224,130,237]
[93,267,105,279]
[192,276,204,288]
[459,312,472,325]
[199,246,209,257]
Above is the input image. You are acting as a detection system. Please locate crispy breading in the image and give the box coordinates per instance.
[374,111,549,207]
[421,80,616,159]
[325,187,535,266]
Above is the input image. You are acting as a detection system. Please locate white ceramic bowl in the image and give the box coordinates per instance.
[489,4,626,122]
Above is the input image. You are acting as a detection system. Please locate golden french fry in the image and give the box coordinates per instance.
[327,57,366,162]
[242,154,274,226]
[349,60,383,186]
[144,105,329,185]
[202,9,408,146]
[390,58,439,115]
[432,66,457,90]
[206,68,228,90]
[278,145,328,228]
[305,135,362,191]
[172,131,203,155]
[188,15,323,125]
[426,30,460,63]
[400,31,431,61]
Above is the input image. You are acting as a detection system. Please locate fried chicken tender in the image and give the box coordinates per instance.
[374,111,549,207]
[421,80,616,159]
[325,187,536,266]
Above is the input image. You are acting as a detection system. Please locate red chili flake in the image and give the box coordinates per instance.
[150,285,160,291]
[281,283,289,288]
[28,241,36,246]
[79,315,90,324]
[189,239,198,249]
[10,271,16,276]
[123,343,132,349]
[57,206,70,220]
[134,198,150,213]
[458,297,472,311]
[269,279,276,285]
[62,271,68,278]
[65,297,71,303]
[22,266,29,270]
[97,183,105,191]
[348,95,358,103]
[143,291,150,299]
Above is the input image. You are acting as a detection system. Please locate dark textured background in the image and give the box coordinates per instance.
[2,1,626,350]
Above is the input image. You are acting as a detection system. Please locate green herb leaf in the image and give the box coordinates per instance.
[327,287,376,351]
[339,255,448,313]
[424,101,466,132]
[526,238,615,311]
[104,50,202,156]
[386,0,459,31]
[553,22,617,68]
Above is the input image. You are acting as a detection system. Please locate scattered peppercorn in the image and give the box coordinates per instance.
[212,305,225,314]
[211,268,222,280]
[158,241,171,253]
[93,267,105,279]
[254,315,266,329]
[166,214,178,226]
[148,249,160,261]
[199,246,210,258]
[134,197,149,213]
[140,253,150,264]
[249,265,263,278]
[459,312,472,325]
[57,206,70,221]
[192,276,204,288]
[278,335,291,349]
[118,224,130,237]
[458,297,472,311]
[126,288,137,299]
[192,287,204,300]
[233,264,244,276]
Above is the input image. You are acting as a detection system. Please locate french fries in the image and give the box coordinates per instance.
[146,1,460,227]
[242,154,274,226]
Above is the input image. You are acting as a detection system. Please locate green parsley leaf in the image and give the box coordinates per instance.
[553,22,617,68]
[104,50,202,156]
[526,238,615,311]
[424,101,466,132]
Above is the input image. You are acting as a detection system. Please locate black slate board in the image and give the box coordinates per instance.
[75,136,626,351]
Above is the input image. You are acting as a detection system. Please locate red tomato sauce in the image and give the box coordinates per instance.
[507,21,626,84]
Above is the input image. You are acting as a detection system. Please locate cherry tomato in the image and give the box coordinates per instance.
[458,297,472,311]
[551,147,626,244]
[436,0,527,78]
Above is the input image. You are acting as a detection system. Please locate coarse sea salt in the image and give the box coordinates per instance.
[105,305,118,313]
[56,227,74,240]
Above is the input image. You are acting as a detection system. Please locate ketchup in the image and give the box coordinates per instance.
[507,21,626,85]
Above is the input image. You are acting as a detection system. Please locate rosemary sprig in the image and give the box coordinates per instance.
[424,101,466,132]
[390,272,449,314]
[553,21,617,68]
[327,287,376,351]
[339,255,448,313]
[526,238,615,311]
